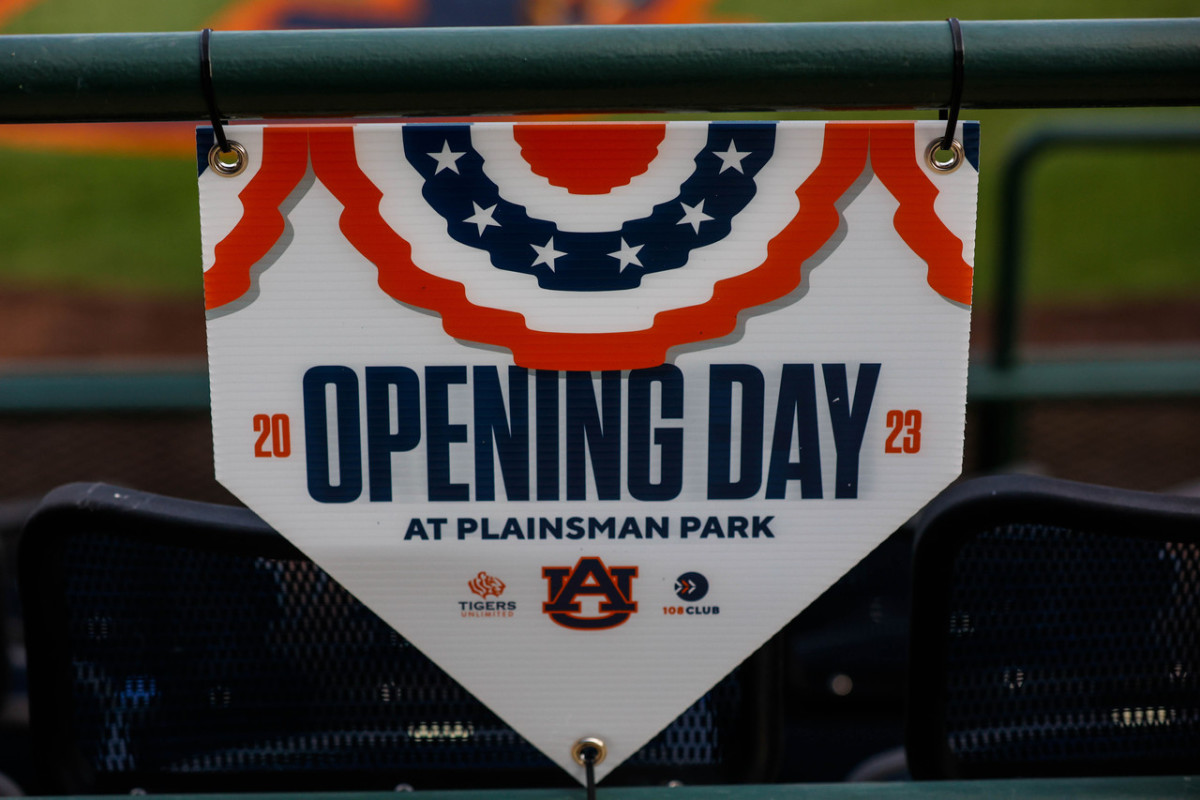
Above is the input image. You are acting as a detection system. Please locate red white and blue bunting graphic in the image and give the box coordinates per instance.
[203,122,975,369]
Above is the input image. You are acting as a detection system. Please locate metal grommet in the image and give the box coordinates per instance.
[925,138,964,173]
[571,736,607,767]
[208,141,248,177]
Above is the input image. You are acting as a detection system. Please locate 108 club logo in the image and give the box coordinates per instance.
[665,571,720,617]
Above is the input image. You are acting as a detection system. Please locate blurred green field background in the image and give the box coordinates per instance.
[1,0,1198,306]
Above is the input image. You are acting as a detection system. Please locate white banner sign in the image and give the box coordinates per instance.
[200,120,977,781]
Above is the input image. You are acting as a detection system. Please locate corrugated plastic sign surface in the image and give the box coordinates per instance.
[200,120,978,781]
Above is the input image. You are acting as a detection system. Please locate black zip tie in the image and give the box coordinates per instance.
[199,28,231,154]
[581,745,598,800]
[939,17,964,151]
[571,737,606,799]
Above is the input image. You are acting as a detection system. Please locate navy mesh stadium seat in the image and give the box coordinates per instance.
[906,474,1200,779]
[19,483,779,794]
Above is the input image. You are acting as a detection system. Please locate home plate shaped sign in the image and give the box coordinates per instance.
[199,120,977,782]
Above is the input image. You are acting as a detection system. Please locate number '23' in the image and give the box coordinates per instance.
[885,409,921,454]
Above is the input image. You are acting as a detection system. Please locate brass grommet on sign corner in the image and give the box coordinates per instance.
[208,141,248,177]
[925,138,964,173]
[571,736,607,766]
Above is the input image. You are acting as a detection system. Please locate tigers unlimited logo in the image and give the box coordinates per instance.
[542,557,638,630]
[468,571,506,599]
[461,571,515,619]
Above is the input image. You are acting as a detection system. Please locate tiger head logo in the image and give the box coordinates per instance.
[468,571,507,599]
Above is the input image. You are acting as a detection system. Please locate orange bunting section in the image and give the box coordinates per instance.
[204,128,310,311]
[868,124,974,306]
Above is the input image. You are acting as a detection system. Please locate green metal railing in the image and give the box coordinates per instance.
[2,19,1199,122]
[4,358,1200,414]
[974,123,1200,469]
[48,776,1196,799]
[2,22,1199,413]
[1,21,1199,795]
[0,367,209,412]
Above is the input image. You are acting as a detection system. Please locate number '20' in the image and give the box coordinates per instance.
[253,413,292,458]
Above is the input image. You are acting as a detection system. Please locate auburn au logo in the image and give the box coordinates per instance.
[542,557,638,630]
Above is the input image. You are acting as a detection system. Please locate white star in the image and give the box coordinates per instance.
[713,140,750,173]
[607,238,644,272]
[463,202,500,236]
[427,140,464,174]
[531,237,567,272]
[678,200,714,234]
